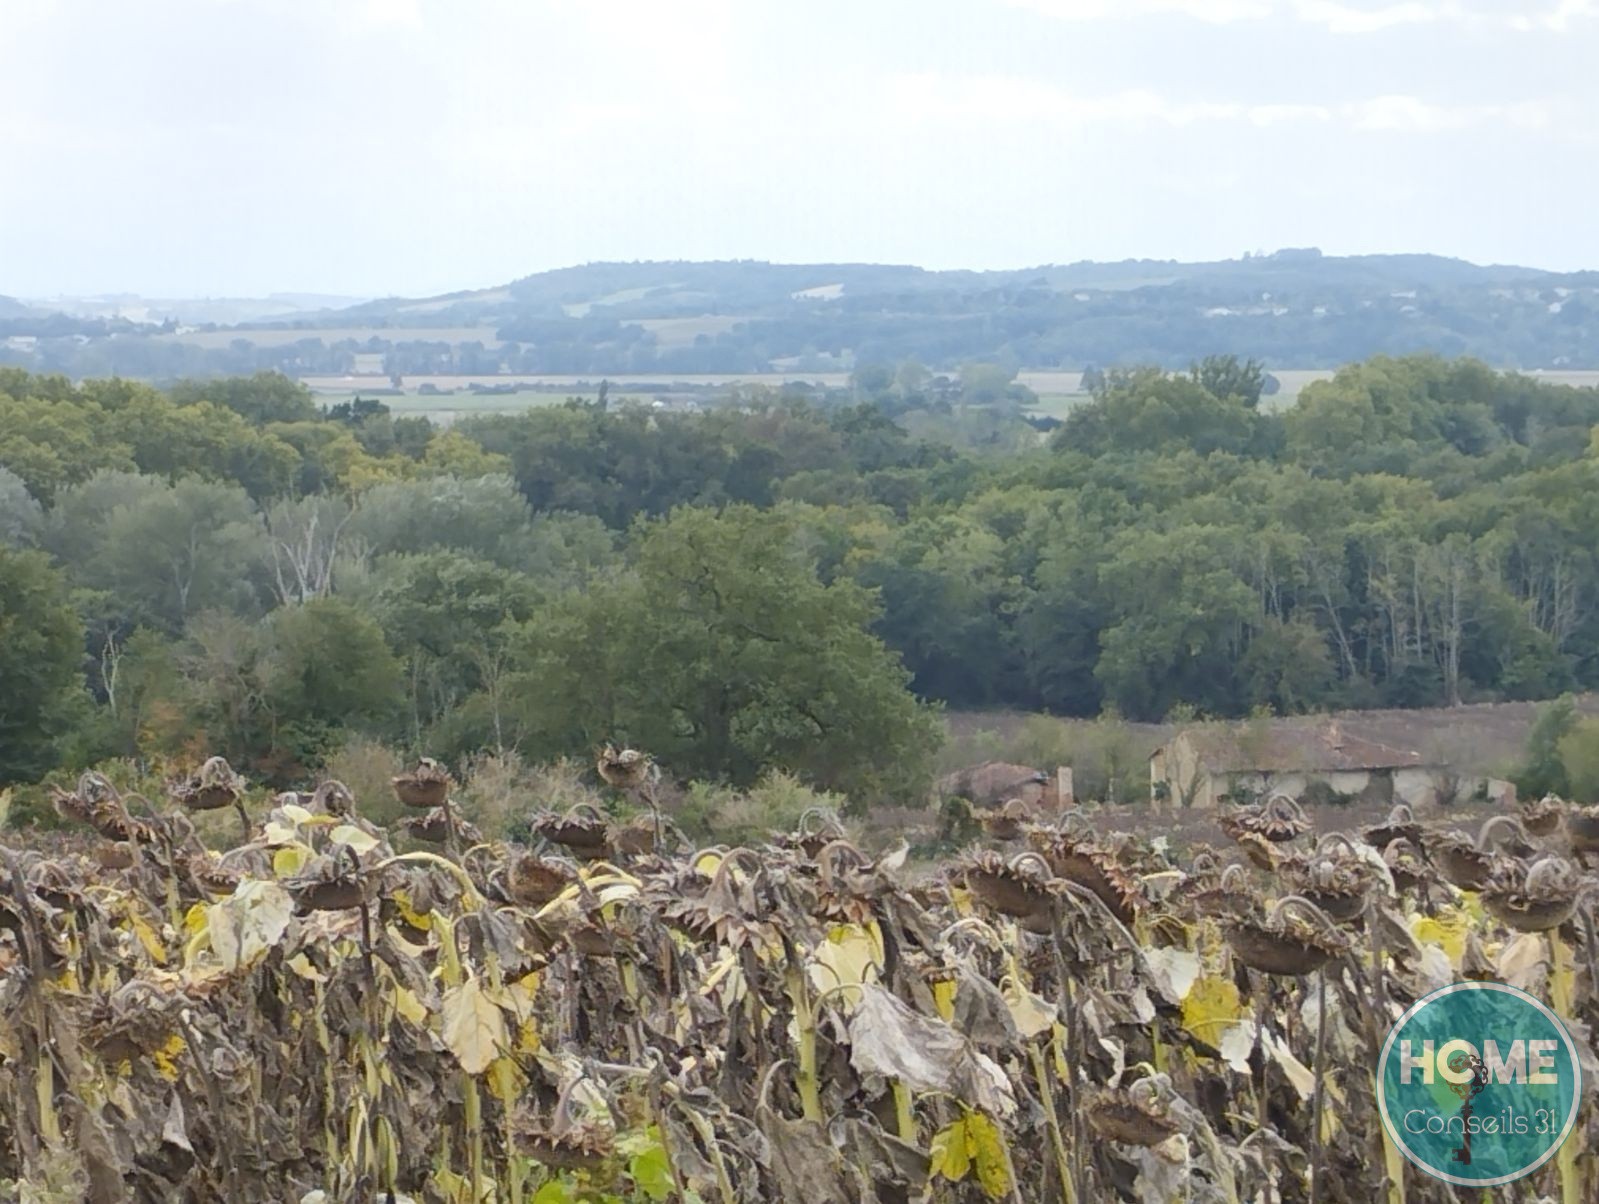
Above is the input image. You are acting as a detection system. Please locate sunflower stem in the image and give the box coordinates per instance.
[1309,968,1327,1204]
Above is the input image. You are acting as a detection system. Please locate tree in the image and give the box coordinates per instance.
[260,599,403,766]
[1515,695,1578,798]
[1058,368,1258,458]
[348,474,537,568]
[958,362,1016,405]
[261,495,358,606]
[169,372,319,424]
[359,551,541,748]
[52,476,264,632]
[850,363,895,398]
[508,505,941,802]
[1558,718,1599,802]
[1190,355,1267,409]
[0,466,42,548]
[1238,616,1338,714]
[0,548,86,782]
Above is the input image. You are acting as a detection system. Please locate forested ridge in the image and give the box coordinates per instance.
[10,250,1599,377]
[2,354,1599,808]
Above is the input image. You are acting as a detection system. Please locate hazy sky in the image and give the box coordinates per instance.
[2,0,1596,297]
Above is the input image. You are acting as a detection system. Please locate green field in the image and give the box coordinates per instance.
[310,387,636,423]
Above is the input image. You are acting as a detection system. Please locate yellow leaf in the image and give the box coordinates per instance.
[966,1111,1014,1200]
[182,903,209,937]
[151,1034,185,1083]
[1412,905,1471,968]
[126,910,167,965]
[390,888,433,932]
[487,1055,526,1106]
[206,879,293,972]
[439,975,507,1075]
[692,850,723,877]
[930,1118,971,1182]
[1181,975,1245,1047]
[273,845,311,878]
[807,923,883,1000]
[287,953,327,983]
[1000,976,1056,1039]
[390,981,429,1026]
[262,820,300,846]
[329,824,380,854]
[932,977,957,1023]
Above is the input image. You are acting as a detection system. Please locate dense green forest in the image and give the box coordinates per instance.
[2,354,1599,808]
[7,250,1599,377]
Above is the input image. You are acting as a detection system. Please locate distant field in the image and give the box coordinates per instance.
[946,694,1599,781]
[161,326,504,349]
[301,372,851,391]
[308,389,614,422]
[627,316,748,347]
[296,365,1599,426]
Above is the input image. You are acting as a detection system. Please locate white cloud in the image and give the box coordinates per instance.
[1508,0,1597,30]
[1003,0,1597,32]
[1002,0,1272,20]
[1292,1,1445,33]
[1350,95,1553,131]
[889,75,1249,126]
[353,0,424,28]
[888,75,1557,136]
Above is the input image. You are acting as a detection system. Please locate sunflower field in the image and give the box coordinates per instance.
[1,762,1597,1203]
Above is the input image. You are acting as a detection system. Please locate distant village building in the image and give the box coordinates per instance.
[1149,721,1474,812]
[937,761,1053,809]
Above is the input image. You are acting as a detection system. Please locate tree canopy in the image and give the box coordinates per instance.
[3,355,1599,801]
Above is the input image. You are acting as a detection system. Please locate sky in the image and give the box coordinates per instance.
[1,0,1596,298]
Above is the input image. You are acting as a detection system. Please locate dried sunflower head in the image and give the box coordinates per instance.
[1225,897,1349,976]
[391,757,452,809]
[1481,856,1585,933]
[596,744,655,791]
[531,805,613,860]
[1219,793,1310,845]
[397,807,482,846]
[953,849,1058,931]
[169,756,246,812]
[1024,823,1143,926]
[1085,1077,1182,1148]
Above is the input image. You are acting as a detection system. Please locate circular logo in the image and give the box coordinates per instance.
[1376,981,1581,1186]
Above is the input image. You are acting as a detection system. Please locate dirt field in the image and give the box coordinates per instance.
[946,695,1599,783]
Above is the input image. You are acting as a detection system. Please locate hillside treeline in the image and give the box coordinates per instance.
[11,252,1599,377]
[2,355,1598,799]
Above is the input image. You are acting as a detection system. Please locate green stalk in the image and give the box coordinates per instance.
[34,1044,59,1146]
[464,1076,484,1203]
[783,965,823,1122]
[1549,931,1580,1204]
[1027,1042,1075,1204]
[891,1081,915,1143]
[1308,969,1327,1204]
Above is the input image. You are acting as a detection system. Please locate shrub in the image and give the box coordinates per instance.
[673,770,847,846]
[321,736,406,825]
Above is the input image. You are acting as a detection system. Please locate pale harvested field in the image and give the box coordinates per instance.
[627,316,749,347]
[300,372,851,391]
[947,695,1599,781]
[161,326,504,349]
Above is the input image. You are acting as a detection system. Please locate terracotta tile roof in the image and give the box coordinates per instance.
[1171,721,1429,774]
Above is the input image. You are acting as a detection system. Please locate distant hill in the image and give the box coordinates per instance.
[21,292,369,326]
[7,250,1599,378]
